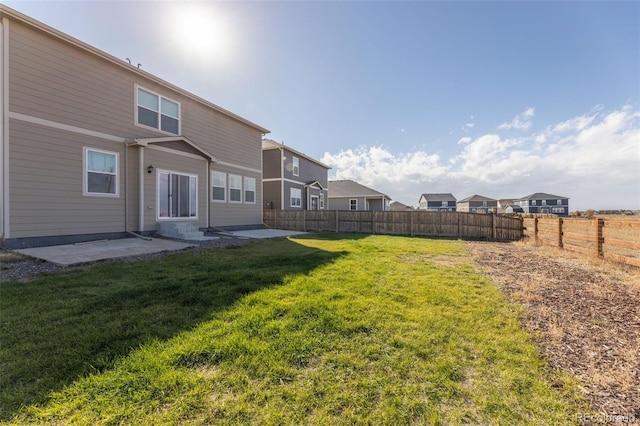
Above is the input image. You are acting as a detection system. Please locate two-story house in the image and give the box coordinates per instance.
[0,5,269,248]
[514,193,569,216]
[262,139,330,210]
[328,180,391,211]
[456,195,498,213]
[418,193,457,212]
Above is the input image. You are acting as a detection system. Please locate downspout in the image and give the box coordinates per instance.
[0,18,8,241]
[124,142,128,232]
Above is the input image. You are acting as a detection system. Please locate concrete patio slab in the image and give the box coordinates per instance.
[14,238,196,266]
[220,229,308,239]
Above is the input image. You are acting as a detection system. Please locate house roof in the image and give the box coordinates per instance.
[0,4,270,135]
[389,201,414,211]
[419,193,457,202]
[328,180,391,200]
[262,139,331,169]
[516,192,568,200]
[128,136,218,162]
[457,194,496,203]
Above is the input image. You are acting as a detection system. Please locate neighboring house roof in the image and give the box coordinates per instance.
[0,4,269,135]
[516,193,568,200]
[262,139,331,170]
[328,180,391,200]
[419,193,457,202]
[457,194,496,203]
[389,201,414,211]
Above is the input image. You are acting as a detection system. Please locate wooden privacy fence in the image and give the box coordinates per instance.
[523,217,640,267]
[264,210,523,241]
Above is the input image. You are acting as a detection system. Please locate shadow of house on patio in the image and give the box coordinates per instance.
[0,236,347,421]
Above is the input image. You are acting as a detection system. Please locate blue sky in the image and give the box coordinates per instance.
[5,0,640,210]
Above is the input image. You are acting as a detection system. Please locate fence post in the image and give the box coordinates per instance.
[491,214,496,241]
[410,211,414,236]
[534,217,539,244]
[274,210,277,229]
[335,210,339,233]
[303,210,306,232]
[595,218,603,257]
[558,217,563,249]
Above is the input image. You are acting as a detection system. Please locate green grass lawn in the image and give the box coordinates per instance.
[1,234,581,425]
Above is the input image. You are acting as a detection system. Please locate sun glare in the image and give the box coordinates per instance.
[174,6,231,63]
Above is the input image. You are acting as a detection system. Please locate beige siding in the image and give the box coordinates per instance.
[209,164,262,228]
[9,120,126,238]
[143,147,208,232]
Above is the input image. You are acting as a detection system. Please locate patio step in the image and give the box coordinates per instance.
[156,222,204,240]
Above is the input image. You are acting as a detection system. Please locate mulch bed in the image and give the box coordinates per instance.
[467,240,640,419]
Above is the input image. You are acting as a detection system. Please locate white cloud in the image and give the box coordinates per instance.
[321,105,640,210]
[498,107,535,130]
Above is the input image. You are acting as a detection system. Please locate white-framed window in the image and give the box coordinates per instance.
[229,174,242,203]
[320,193,325,209]
[244,177,256,204]
[441,201,448,207]
[557,199,562,205]
[292,156,299,177]
[211,171,226,202]
[290,188,302,207]
[84,147,118,197]
[136,86,180,135]
[542,199,547,205]
[158,170,197,219]
[552,207,565,213]
[531,200,537,206]
[349,199,357,210]
[482,201,487,207]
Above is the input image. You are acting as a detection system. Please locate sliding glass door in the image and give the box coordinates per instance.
[158,171,197,218]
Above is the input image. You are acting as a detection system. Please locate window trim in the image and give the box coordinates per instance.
[83,147,119,197]
[349,199,358,211]
[211,171,227,203]
[319,193,325,210]
[290,187,302,208]
[244,177,256,204]
[292,156,300,177]
[135,85,181,135]
[228,174,243,204]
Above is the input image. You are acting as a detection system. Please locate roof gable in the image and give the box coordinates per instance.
[517,192,568,200]
[457,194,496,203]
[419,193,457,202]
[262,139,331,169]
[328,180,391,199]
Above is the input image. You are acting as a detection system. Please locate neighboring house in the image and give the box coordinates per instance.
[0,5,269,248]
[456,195,498,213]
[389,201,414,211]
[262,139,330,210]
[418,193,457,212]
[328,180,391,211]
[514,193,570,216]
[497,199,524,214]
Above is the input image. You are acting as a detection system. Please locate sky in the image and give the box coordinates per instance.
[4,0,640,211]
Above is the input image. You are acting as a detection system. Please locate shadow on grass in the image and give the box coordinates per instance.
[0,236,346,420]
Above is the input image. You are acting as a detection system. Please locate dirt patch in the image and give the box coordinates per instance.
[466,240,640,418]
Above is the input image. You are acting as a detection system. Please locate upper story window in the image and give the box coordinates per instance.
[441,201,448,207]
[542,200,547,205]
[557,199,562,205]
[292,156,300,176]
[84,147,118,197]
[350,199,358,210]
[482,201,487,207]
[531,200,537,206]
[136,86,180,135]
